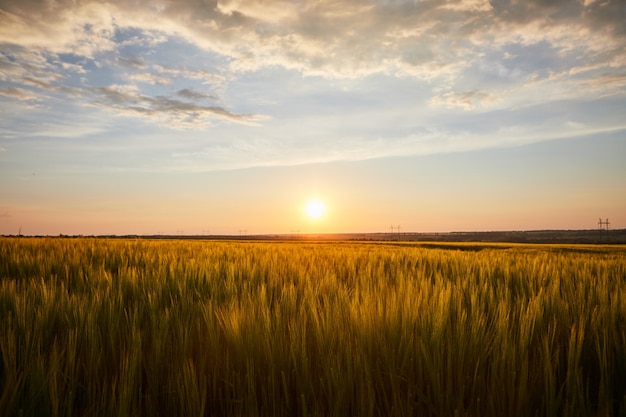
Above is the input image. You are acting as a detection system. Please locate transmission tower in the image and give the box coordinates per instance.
[598,218,610,242]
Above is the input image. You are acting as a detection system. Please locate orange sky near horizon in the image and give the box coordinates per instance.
[2,133,624,236]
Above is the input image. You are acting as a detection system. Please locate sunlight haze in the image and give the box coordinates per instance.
[305,199,327,220]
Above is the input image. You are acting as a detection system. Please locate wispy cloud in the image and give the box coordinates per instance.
[117,56,147,69]
[0,86,38,101]
[430,90,499,110]
[128,72,172,85]
[177,88,217,101]
[90,84,260,128]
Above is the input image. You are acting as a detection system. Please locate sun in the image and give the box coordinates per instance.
[305,199,326,219]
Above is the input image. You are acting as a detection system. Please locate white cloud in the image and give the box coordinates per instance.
[0,1,118,58]
[128,72,172,85]
[0,0,625,167]
[1,0,622,87]
[1,0,624,82]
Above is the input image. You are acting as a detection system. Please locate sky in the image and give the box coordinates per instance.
[1,0,625,235]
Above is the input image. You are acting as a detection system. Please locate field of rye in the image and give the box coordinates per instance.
[0,237,625,417]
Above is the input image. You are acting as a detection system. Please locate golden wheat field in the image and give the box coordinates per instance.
[0,237,625,417]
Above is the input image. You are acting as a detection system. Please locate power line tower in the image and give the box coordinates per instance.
[598,218,610,242]
[389,225,401,240]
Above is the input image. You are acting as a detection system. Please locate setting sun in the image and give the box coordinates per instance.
[305,199,326,219]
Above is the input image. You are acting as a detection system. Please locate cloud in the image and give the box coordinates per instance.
[430,90,499,110]
[90,84,260,128]
[0,48,257,128]
[20,76,84,98]
[489,0,626,36]
[1,0,623,88]
[117,56,147,69]
[0,48,62,83]
[0,86,38,101]
[177,88,217,101]
[0,2,117,61]
[128,72,172,85]
[0,0,625,165]
[2,0,623,80]
[0,31,251,128]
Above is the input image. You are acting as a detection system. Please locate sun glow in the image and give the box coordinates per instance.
[305,199,326,219]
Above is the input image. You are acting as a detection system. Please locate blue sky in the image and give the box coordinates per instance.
[1,0,625,235]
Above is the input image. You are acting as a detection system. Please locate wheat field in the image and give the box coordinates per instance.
[0,237,625,416]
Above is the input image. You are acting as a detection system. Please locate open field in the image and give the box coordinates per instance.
[1,237,625,416]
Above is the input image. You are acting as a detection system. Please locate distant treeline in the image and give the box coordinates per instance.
[4,228,625,244]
